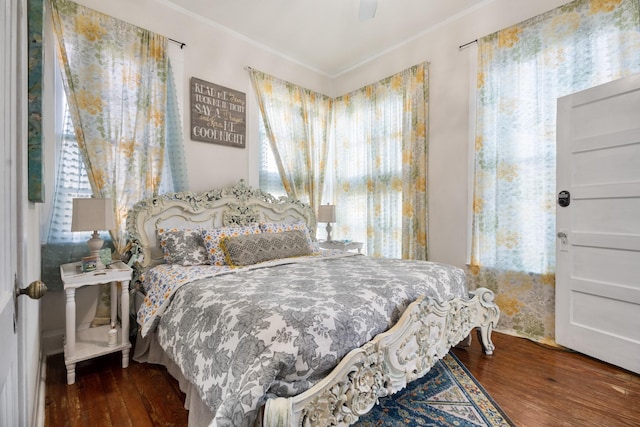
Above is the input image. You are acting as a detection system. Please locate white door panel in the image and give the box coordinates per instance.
[573,199,640,235]
[573,245,640,284]
[569,80,640,137]
[573,145,640,184]
[556,73,640,375]
[0,296,18,426]
[0,0,20,424]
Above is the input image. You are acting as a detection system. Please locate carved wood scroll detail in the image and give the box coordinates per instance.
[125,179,315,283]
[264,287,500,427]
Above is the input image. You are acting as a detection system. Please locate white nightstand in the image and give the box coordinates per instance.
[60,261,133,385]
[318,240,364,253]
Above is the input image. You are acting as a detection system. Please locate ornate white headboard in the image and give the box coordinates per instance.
[126,180,316,272]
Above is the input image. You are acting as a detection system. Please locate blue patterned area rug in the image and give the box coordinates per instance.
[355,352,514,426]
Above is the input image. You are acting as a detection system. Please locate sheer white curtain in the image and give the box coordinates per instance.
[331,63,429,259]
[254,64,429,258]
[50,0,181,255]
[249,68,332,213]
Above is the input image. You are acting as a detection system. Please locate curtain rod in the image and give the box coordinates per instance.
[169,38,186,49]
[458,39,478,50]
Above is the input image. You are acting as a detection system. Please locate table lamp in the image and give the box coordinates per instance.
[317,204,336,242]
[71,197,116,270]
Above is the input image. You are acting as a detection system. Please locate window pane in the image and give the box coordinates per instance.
[258,119,286,198]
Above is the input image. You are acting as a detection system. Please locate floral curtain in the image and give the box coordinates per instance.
[249,69,332,213]
[50,0,170,255]
[40,64,189,292]
[332,63,429,260]
[469,0,640,343]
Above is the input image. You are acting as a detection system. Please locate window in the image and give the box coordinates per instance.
[471,0,640,276]
[256,63,428,259]
[42,35,187,291]
[258,120,286,198]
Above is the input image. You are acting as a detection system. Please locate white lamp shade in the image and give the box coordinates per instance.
[71,198,116,232]
[317,204,336,223]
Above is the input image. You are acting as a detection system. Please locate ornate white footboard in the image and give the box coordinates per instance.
[263,287,499,427]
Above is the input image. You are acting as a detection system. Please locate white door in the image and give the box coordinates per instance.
[0,0,21,424]
[556,74,640,374]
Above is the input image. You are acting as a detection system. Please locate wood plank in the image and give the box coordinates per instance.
[126,356,189,426]
[101,368,134,427]
[76,372,112,427]
[44,353,69,427]
[108,360,155,427]
[452,332,640,427]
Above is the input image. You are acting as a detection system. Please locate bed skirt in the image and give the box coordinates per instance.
[133,330,217,426]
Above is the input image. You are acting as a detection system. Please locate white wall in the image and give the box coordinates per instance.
[40,0,572,350]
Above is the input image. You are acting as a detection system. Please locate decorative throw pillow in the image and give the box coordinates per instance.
[201,224,262,266]
[259,221,318,251]
[158,228,209,266]
[220,230,312,267]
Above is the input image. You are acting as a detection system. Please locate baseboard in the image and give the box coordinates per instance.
[41,328,64,356]
[33,351,47,427]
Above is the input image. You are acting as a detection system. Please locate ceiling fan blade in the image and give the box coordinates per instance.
[359,0,377,21]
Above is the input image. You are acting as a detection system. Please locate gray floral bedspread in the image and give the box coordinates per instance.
[154,255,467,427]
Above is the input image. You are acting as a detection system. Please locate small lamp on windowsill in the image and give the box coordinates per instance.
[71,197,116,270]
[317,204,336,242]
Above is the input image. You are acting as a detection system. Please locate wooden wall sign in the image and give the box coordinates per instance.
[190,77,246,148]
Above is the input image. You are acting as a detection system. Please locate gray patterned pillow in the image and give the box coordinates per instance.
[158,228,209,266]
[220,230,312,266]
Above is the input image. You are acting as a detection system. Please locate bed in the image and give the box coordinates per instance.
[127,180,499,427]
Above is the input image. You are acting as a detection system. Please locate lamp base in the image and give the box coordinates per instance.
[87,231,106,270]
[325,223,333,242]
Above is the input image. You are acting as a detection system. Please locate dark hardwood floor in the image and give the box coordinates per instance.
[45,332,640,427]
[453,333,640,427]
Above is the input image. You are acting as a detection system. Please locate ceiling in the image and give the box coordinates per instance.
[163,0,485,77]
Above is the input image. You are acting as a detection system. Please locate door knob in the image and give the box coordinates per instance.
[13,278,47,325]
[16,280,47,300]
